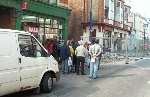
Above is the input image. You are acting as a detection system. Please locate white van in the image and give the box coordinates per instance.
[0,29,60,96]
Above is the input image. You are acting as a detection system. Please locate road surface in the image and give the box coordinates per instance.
[3,58,150,97]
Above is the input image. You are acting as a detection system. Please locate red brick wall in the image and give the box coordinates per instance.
[67,0,83,40]
[60,0,105,40]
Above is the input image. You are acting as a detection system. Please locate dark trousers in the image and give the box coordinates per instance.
[76,56,85,75]
[73,55,77,72]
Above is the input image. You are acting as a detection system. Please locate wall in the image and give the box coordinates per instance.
[0,7,15,29]
[82,26,103,45]
[67,0,83,40]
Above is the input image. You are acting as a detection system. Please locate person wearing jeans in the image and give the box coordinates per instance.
[89,58,99,79]
[89,39,102,79]
[61,58,68,73]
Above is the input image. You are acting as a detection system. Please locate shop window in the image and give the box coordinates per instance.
[21,15,61,42]
[125,7,128,12]
[105,0,109,7]
[117,2,121,7]
[120,33,122,38]
[36,0,57,4]
[48,0,57,4]
[92,29,96,38]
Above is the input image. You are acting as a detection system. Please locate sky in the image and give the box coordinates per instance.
[131,0,150,18]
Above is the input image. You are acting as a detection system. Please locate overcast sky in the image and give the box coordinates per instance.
[131,0,150,18]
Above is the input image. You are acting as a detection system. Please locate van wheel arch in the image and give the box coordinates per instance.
[40,71,56,93]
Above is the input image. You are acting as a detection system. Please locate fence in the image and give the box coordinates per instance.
[81,36,150,64]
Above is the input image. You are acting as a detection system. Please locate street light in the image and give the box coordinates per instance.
[89,0,93,42]
[125,34,129,64]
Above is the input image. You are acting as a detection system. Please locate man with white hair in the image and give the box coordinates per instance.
[75,40,88,75]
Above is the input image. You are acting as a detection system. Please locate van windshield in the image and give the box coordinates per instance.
[18,34,48,57]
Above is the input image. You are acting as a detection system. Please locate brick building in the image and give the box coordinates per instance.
[59,0,85,40]
[81,0,132,52]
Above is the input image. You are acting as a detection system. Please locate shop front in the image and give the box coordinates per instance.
[0,0,70,41]
[21,15,64,43]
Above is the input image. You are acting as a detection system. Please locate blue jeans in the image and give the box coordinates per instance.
[62,59,68,73]
[89,58,99,78]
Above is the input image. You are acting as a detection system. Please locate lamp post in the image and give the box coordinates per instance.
[125,34,129,64]
[89,0,93,42]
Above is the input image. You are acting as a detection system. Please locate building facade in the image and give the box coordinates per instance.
[0,0,70,42]
[81,0,132,52]
[128,13,149,56]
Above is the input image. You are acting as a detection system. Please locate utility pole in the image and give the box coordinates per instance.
[89,0,93,42]
[83,0,86,25]
[144,27,146,56]
[125,34,129,64]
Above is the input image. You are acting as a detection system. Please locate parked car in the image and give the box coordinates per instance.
[0,29,60,96]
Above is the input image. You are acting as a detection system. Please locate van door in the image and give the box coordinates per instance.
[0,33,20,96]
[18,34,48,90]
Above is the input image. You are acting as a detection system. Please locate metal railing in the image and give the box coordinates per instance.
[81,36,150,64]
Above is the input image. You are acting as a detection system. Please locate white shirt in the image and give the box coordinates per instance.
[89,43,102,57]
[75,45,88,57]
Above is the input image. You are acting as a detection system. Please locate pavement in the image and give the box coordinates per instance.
[3,57,150,97]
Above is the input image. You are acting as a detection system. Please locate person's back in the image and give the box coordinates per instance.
[69,45,74,57]
[60,45,69,60]
[94,43,101,57]
[75,41,88,75]
[60,44,70,74]
[76,45,87,57]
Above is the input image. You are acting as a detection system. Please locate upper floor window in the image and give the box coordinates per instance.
[49,0,57,4]
[34,0,57,5]
[105,0,109,7]
[105,7,109,19]
[117,1,121,7]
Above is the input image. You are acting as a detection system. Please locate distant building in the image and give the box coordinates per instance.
[81,0,132,52]
[59,0,84,40]
[128,12,149,55]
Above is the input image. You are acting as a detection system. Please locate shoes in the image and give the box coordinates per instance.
[89,76,92,79]
[89,76,97,79]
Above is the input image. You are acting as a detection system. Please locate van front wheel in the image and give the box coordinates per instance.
[40,74,53,93]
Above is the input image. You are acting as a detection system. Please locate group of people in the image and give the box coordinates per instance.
[59,39,102,79]
[44,38,102,79]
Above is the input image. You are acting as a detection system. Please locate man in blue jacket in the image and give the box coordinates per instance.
[60,42,70,74]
